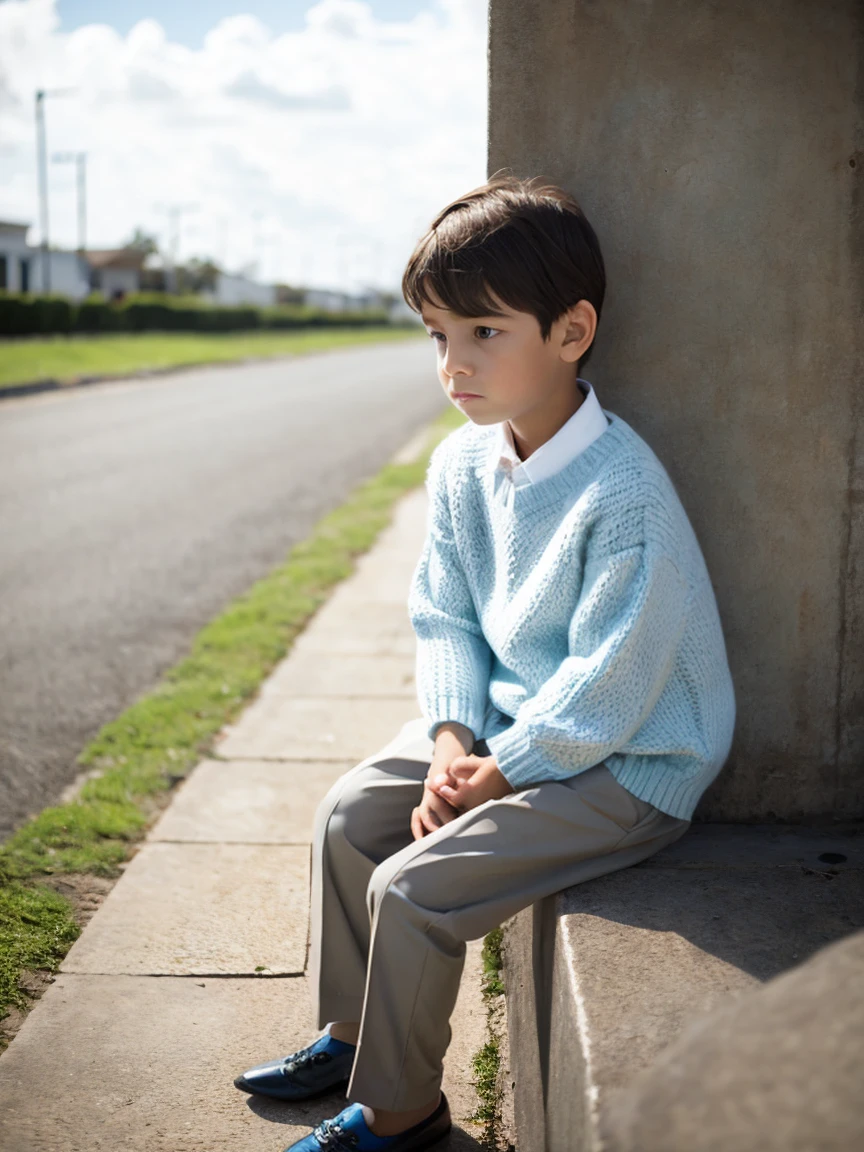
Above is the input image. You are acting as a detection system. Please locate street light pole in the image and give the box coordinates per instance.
[35,87,75,294]
[35,90,50,292]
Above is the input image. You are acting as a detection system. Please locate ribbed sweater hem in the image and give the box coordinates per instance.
[487,725,716,821]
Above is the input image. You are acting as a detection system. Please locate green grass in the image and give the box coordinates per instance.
[0,325,424,390]
[481,926,505,998]
[471,1038,502,1127]
[470,927,507,1146]
[0,402,464,1038]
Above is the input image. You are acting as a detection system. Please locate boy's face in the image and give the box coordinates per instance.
[419,291,593,427]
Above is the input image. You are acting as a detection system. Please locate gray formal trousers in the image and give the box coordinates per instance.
[309,717,690,1111]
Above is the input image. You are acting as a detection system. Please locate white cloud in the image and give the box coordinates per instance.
[0,0,488,290]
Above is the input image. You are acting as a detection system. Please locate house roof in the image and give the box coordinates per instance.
[0,220,30,236]
[85,248,147,270]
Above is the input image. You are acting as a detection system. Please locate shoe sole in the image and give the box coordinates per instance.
[233,1074,350,1101]
[399,1124,451,1152]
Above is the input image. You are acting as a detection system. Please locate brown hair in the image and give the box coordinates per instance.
[402,172,606,366]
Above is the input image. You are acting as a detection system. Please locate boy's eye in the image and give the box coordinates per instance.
[426,326,500,343]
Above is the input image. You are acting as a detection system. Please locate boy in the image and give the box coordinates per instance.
[234,175,736,1151]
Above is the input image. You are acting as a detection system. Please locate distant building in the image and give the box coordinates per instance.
[85,249,146,299]
[0,220,90,299]
[387,297,422,325]
[203,272,276,308]
[0,221,32,292]
[304,287,393,313]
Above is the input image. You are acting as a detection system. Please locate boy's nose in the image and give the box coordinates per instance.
[442,344,474,378]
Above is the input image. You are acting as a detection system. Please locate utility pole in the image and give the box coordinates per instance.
[156,203,198,293]
[35,87,74,293]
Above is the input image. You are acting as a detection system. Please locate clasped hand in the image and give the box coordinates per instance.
[410,752,514,840]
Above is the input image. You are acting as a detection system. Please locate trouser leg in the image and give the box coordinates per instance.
[309,718,433,1027]
[347,764,690,1111]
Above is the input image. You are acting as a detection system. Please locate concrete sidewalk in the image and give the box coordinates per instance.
[0,458,490,1151]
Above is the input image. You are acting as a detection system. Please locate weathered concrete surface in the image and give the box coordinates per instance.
[290,602,418,657]
[217,695,420,760]
[488,0,864,820]
[502,825,864,1152]
[0,974,317,1152]
[603,931,864,1152]
[148,759,354,844]
[261,654,416,699]
[60,843,310,975]
[0,947,489,1152]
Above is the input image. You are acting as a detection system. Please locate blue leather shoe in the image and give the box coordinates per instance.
[234,1031,356,1101]
[282,1093,451,1151]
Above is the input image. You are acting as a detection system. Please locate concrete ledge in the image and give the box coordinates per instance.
[502,824,864,1152]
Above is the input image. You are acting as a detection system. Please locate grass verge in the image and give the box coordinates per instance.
[0,402,463,1046]
[0,325,423,390]
[471,926,508,1147]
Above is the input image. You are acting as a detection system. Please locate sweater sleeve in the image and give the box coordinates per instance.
[485,543,689,790]
[407,440,493,742]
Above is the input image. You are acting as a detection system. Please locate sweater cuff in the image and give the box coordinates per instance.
[486,723,560,790]
[425,695,484,745]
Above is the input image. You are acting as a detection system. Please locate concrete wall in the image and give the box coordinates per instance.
[489,0,864,820]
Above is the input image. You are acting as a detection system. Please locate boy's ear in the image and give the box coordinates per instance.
[558,300,597,364]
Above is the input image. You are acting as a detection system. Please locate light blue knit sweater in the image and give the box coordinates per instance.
[407,413,736,821]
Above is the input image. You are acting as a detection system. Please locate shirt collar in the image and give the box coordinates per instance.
[494,379,609,488]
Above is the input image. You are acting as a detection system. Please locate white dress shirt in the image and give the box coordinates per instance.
[495,378,609,489]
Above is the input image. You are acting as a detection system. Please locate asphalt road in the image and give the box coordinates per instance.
[0,338,446,841]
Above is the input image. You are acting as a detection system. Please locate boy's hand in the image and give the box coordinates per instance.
[428,754,514,812]
[410,721,474,840]
[410,782,460,840]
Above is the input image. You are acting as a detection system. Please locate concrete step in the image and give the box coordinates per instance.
[502,823,864,1152]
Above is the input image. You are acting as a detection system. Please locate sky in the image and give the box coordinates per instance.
[0,0,488,290]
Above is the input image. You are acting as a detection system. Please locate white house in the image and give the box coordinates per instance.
[0,220,90,299]
[204,272,276,308]
[85,249,145,298]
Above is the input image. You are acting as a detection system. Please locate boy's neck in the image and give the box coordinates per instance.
[508,380,586,462]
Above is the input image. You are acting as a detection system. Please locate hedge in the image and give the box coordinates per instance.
[0,293,394,338]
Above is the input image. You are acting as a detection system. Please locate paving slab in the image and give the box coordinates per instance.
[290,602,417,657]
[148,759,354,844]
[218,695,420,761]
[261,653,416,699]
[327,565,416,604]
[375,486,429,549]
[0,959,488,1152]
[0,974,318,1152]
[61,843,310,976]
